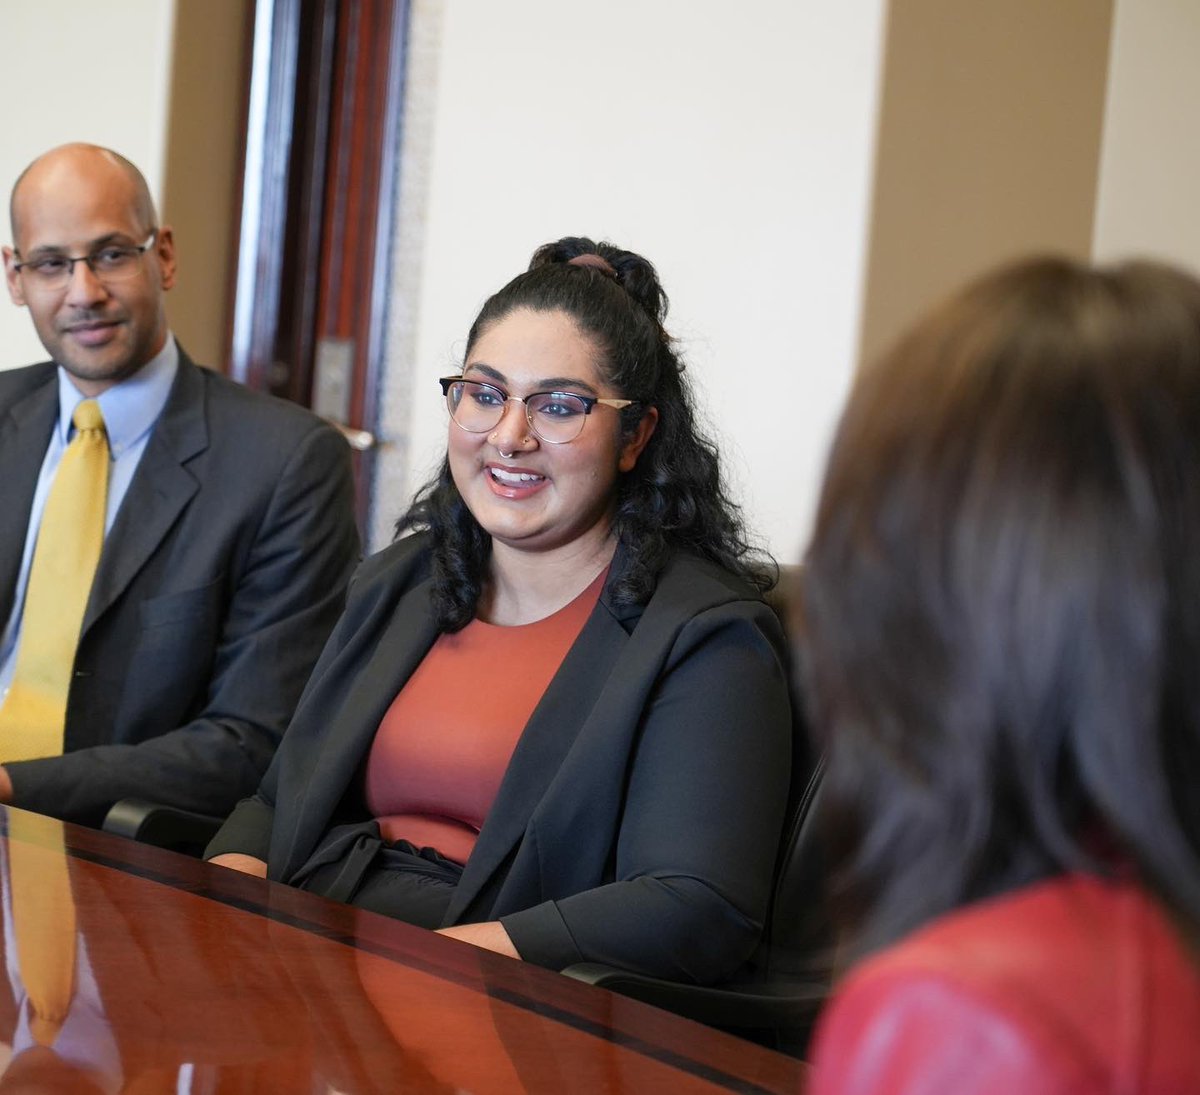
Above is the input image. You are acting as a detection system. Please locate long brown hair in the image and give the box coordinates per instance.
[801,256,1200,959]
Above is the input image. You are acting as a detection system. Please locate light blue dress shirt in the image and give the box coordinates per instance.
[0,338,179,704]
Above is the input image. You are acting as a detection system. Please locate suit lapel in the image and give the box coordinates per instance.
[0,375,57,622]
[83,353,207,632]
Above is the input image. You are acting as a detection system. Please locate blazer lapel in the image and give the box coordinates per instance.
[445,594,639,923]
[83,353,207,632]
[0,375,57,622]
[280,571,442,878]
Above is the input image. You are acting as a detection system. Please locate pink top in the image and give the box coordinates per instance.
[364,569,606,864]
[809,872,1200,1094]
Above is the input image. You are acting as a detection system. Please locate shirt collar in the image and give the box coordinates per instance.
[55,336,179,456]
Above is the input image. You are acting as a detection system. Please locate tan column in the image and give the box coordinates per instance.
[858,0,1114,366]
[160,0,252,371]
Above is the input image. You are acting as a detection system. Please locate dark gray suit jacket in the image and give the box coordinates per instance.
[209,534,792,984]
[0,349,360,825]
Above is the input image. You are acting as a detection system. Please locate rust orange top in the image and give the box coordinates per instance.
[365,569,606,863]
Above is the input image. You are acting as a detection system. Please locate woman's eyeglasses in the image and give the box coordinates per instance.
[440,376,636,444]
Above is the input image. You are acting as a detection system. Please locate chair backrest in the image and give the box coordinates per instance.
[753,565,833,982]
[757,754,830,979]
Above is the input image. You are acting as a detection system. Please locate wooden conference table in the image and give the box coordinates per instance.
[0,805,807,1093]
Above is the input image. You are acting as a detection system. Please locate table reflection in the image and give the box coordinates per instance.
[1,812,306,1093]
[0,808,806,1093]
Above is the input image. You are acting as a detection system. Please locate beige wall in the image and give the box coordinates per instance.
[378,0,890,560]
[1093,0,1200,272]
[1,0,246,372]
[9,1,1199,560]
[160,0,252,369]
[1,1,177,369]
[858,0,1114,366]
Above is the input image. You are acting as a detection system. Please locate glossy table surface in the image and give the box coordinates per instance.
[0,806,807,1093]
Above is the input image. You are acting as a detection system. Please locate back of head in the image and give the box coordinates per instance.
[801,256,1200,958]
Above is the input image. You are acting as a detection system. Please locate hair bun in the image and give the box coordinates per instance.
[529,236,669,328]
[567,252,618,278]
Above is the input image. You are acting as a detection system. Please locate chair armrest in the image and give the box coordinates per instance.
[102,798,224,856]
[561,962,828,1031]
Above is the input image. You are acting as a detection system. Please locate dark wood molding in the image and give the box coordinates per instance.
[219,0,262,377]
[226,0,411,529]
[314,0,410,516]
[228,0,302,389]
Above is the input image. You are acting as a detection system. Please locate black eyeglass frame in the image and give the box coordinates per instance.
[11,230,159,285]
[439,375,639,444]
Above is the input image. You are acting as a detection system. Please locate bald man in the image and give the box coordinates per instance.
[0,144,359,827]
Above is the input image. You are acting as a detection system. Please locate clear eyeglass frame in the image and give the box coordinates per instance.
[439,375,637,445]
[11,230,158,290]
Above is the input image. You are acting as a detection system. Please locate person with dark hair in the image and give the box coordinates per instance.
[207,237,792,982]
[803,256,1200,1091]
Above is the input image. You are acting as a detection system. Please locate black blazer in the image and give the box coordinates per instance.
[209,534,792,984]
[0,349,360,825]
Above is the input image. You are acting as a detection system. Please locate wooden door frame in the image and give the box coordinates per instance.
[227,0,410,525]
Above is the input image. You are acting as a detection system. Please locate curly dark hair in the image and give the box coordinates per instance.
[397,236,773,631]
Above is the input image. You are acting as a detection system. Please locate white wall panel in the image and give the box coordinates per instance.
[386,0,888,560]
[1093,0,1200,272]
[1,0,176,369]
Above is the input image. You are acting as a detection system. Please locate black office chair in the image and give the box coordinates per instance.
[102,798,225,857]
[562,751,830,1057]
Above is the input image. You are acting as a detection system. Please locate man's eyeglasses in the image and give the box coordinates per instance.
[11,231,158,290]
[440,376,637,445]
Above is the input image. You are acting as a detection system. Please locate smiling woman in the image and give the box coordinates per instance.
[440,307,656,607]
[207,237,794,984]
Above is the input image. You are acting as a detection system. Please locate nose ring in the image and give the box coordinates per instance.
[490,422,528,461]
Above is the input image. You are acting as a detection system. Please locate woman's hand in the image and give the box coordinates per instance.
[436,921,521,959]
[208,852,269,878]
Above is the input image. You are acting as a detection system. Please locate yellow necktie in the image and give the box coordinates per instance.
[0,401,109,762]
[8,812,77,1046]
